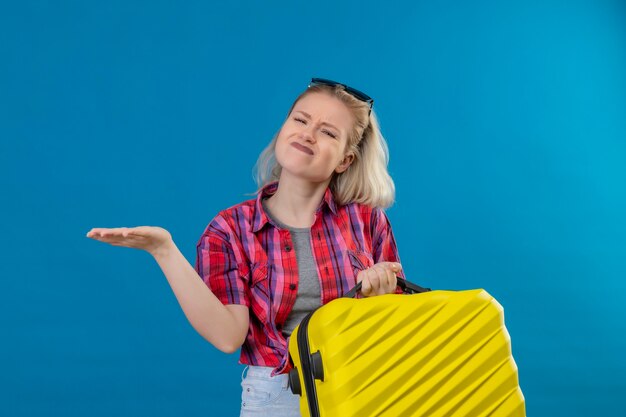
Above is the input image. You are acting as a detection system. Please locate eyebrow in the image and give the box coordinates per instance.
[294,110,341,132]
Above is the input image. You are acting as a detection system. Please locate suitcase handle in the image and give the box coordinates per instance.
[342,277,431,298]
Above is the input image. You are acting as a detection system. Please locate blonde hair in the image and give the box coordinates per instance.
[253,83,396,209]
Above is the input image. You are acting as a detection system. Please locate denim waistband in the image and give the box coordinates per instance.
[241,365,289,388]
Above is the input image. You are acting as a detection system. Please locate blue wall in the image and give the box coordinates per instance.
[1,1,624,415]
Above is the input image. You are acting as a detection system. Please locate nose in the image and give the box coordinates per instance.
[298,126,316,144]
[299,130,315,143]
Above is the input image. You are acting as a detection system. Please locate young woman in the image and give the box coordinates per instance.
[86,78,405,416]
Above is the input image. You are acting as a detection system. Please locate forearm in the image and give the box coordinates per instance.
[152,242,245,353]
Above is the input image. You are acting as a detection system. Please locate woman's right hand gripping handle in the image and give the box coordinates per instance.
[86,227,249,354]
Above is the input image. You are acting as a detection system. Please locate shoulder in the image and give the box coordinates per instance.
[199,197,258,242]
[338,201,387,225]
[215,197,257,223]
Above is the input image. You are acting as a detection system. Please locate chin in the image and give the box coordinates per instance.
[276,150,332,182]
[278,164,330,183]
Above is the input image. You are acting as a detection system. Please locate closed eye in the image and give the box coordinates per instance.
[322,130,337,139]
[294,116,337,139]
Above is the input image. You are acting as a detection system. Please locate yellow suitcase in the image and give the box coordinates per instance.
[287,279,525,417]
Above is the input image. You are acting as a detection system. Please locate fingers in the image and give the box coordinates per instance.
[359,262,401,297]
[384,262,402,274]
[86,227,147,238]
[373,264,396,294]
[87,227,124,238]
[360,271,372,295]
[86,227,146,248]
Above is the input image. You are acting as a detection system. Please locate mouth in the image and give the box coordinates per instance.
[291,142,314,155]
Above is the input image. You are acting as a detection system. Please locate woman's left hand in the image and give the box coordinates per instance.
[357,262,402,297]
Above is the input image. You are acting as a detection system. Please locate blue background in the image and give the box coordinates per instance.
[1,1,625,415]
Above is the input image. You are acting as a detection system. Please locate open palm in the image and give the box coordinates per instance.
[86,226,172,256]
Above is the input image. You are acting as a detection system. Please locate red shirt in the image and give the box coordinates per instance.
[195,182,404,375]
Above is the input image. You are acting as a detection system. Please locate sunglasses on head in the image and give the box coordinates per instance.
[308,78,374,116]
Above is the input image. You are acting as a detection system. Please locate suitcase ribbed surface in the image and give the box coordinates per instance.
[289,289,525,417]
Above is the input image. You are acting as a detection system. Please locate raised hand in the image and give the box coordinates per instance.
[357,262,402,297]
[86,226,173,257]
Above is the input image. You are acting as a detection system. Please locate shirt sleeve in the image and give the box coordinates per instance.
[371,207,406,294]
[194,221,250,307]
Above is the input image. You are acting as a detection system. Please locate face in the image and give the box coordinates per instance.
[274,92,356,183]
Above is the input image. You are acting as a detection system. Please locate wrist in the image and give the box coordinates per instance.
[150,239,176,260]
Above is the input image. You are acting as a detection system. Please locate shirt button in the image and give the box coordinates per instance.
[285,245,292,252]
[289,284,296,290]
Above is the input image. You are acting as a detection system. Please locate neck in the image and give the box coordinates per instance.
[264,174,332,229]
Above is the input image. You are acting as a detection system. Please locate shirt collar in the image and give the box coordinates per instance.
[252,181,338,233]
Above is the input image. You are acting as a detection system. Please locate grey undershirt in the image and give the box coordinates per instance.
[262,198,322,337]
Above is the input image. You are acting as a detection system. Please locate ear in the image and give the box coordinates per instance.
[335,153,355,174]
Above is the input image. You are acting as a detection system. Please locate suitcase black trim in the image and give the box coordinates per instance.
[297,311,321,417]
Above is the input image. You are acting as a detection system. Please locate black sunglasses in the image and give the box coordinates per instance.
[309,78,374,115]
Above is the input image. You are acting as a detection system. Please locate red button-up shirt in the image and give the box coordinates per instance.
[195,182,404,375]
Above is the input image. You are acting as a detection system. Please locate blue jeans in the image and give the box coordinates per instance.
[240,365,301,416]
